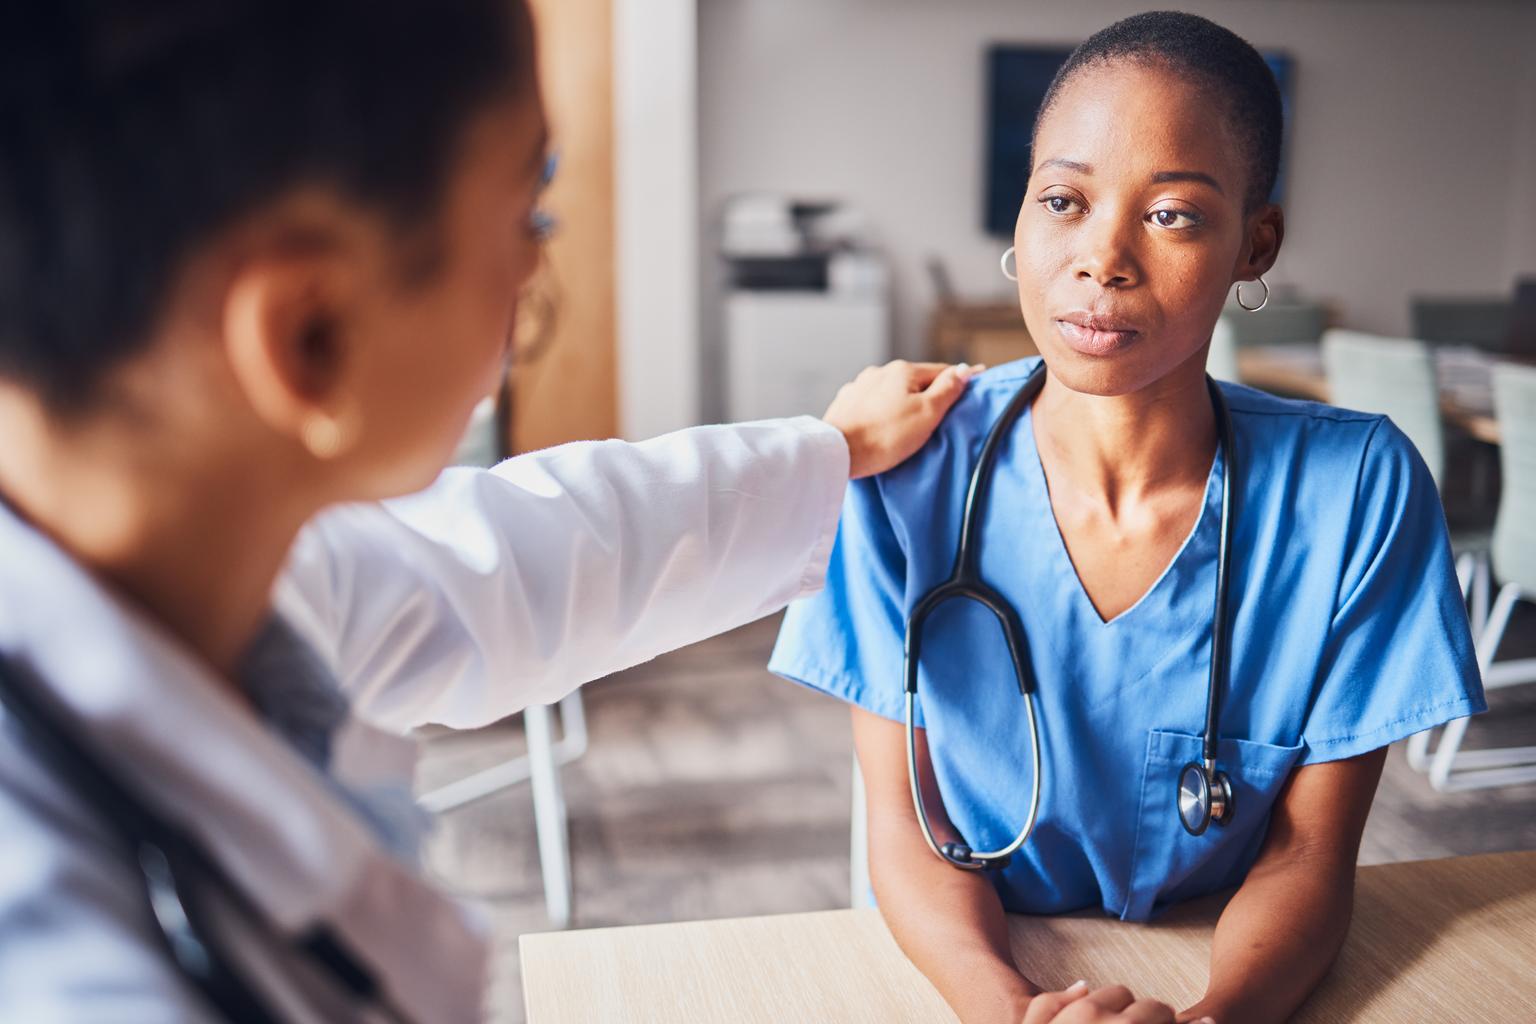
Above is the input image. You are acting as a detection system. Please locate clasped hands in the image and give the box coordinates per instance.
[1020,980,1216,1024]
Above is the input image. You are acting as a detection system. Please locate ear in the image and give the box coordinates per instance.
[1236,204,1286,281]
[222,254,352,451]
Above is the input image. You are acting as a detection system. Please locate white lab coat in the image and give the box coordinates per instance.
[0,416,848,1022]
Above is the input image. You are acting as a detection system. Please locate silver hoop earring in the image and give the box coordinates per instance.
[1000,246,1018,282]
[1236,275,1269,313]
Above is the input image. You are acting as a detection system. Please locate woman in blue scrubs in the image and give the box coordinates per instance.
[771,12,1483,1024]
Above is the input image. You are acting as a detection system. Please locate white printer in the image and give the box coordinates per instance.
[720,195,890,422]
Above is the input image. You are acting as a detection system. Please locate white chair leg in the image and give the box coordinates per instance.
[1471,554,1491,638]
[1455,550,1493,637]
[1405,728,1435,772]
[1475,584,1521,674]
[1426,716,1473,791]
[1428,584,1524,791]
[1410,552,1491,775]
[850,755,870,909]
[526,703,573,928]
[418,690,588,814]
[419,752,537,814]
[554,691,589,762]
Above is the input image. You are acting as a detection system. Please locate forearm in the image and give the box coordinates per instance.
[1180,854,1354,1024]
[289,418,848,730]
[870,821,1037,1024]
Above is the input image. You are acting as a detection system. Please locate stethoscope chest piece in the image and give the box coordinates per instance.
[1176,760,1234,836]
[940,841,1010,871]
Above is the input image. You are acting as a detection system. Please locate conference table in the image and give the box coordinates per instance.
[520,849,1536,1022]
[1236,342,1503,445]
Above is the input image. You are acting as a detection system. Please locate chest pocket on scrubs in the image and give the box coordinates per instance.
[1122,729,1303,921]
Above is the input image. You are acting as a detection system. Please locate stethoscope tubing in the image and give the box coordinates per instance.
[905,688,1042,870]
[903,363,1236,869]
[1203,374,1237,772]
[0,655,413,1024]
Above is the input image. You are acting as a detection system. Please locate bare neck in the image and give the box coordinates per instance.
[1031,365,1217,518]
[0,385,318,683]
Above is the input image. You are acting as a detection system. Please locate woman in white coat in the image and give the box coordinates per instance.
[0,3,979,1021]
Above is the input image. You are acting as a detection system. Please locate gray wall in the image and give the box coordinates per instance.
[699,0,1536,372]
[1509,47,1536,276]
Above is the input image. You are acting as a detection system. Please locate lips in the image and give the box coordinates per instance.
[1054,311,1141,357]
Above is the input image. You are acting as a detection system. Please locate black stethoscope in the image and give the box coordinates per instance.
[903,362,1239,872]
[0,654,416,1024]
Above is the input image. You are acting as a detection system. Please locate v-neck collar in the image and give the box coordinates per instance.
[1019,406,1225,629]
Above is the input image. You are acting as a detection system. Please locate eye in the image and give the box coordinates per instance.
[1040,194,1084,216]
[1149,207,1203,230]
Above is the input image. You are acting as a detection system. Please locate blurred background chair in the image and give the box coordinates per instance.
[1321,330,1498,779]
[415,391,589,929]
[1504,278,1536,361]
[1321,330,1492,613]
[1323,330,1447,484]
[1423,363,1536,791]
[1411,296,1513,351]
[1206,316,1240,383]
[1220,297,1330,348]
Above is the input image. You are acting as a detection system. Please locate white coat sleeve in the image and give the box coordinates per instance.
[277,417,849,733]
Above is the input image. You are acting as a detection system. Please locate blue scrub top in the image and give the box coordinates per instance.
[770,357,1484,922]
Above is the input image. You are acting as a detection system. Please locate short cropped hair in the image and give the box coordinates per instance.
[1033,10,1283,213]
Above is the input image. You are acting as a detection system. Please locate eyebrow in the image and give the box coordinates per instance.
[1034,157,1092,175]
[1151,170,1225,194]
[1032,158,1226,195]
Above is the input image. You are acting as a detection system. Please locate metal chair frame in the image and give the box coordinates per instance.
[1407,363,1536,791]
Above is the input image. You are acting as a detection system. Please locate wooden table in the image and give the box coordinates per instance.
[1237,343,1503,445]
[520,850,1536,1022]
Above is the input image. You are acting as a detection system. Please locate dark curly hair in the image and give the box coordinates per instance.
[0,0,533,412]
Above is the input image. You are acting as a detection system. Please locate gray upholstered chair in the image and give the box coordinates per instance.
[1322,330,1446,485]
[1424,363,1536,790]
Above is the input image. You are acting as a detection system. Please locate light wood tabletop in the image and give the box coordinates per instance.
[1236,343,1504,445]
[520,850,1536,1023]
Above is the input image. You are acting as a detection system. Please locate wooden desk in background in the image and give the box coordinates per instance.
[521,850,1536,1022]
[930,302,1037,368]
[926,319,1509,448]
[1237,343,1503,446]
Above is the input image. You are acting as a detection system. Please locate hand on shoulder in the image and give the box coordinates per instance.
[822,360,984,479]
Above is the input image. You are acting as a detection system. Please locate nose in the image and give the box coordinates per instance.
[1073,215,1140,289]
